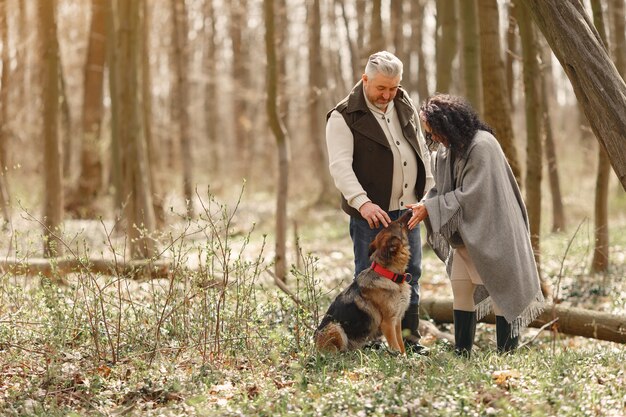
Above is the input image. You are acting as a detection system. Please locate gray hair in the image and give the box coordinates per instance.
[364,51,403,80]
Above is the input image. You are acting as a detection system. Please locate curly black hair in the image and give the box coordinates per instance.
[419,94,493,155]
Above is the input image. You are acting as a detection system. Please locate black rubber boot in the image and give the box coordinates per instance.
[496,316,519,353]
[402,304,429,356]
[453,310,476,358]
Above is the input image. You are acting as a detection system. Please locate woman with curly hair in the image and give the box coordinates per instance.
[407,94,544,357]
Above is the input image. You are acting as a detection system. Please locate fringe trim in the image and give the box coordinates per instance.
[440,208,462,241]
[427,232,449,264]
[472,290,545,337]
[427,207,462,271]
[510,290,546,337]
[475,296,493,321]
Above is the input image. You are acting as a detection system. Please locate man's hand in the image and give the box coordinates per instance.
[359,202,391,229]
[406,203,428,230]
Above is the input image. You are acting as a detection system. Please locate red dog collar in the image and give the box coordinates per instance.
[371,262,412,284]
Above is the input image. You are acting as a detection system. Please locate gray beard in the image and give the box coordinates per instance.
[374,101,388,110]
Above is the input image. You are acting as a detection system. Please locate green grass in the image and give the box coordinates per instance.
[56,342,626,416]
[1,323,624,416]
[0,193,625,416]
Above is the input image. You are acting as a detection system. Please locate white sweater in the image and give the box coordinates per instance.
[326,92,431,212]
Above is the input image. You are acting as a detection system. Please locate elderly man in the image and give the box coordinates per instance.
[325,51,433,355]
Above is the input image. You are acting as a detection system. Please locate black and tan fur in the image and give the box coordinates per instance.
[314,211,413,353]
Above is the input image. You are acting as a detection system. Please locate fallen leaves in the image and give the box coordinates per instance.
[96,364,112,378]
[208,380,235,406]
[491,369,521,389]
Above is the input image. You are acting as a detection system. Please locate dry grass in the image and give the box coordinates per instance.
[0,190,625,416]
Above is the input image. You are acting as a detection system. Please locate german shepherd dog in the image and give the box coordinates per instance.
[314,211,413,353]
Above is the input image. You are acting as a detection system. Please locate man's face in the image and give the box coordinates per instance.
[362,72,401,112]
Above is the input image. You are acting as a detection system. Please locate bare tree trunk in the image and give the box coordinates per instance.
[325,3,349,102]
[590,0,610,273]
[203,0,223,187]
[0,0,11,223]
[520,0,626,191]
[16,0,29,135]
[368,0,384,55]
[390,0,416,93]
[517,0,542,270]
[609,0,625,78]
[542,117,566,235]
[276,0,288,126]
[72,0,106,216]
[609,0,626,186]
[390,0,408,67]
[11,0,21,118]
[336,0,360,83]
[171,0,194,218]
[203,0,220,179]
[264,0,290,282]
[40,0,63,258]
[436,0,457,93]
[539,41,566,232]
[403,0,415,94]
[412,0,429,100]
[141,0,164,226]
[460,0,482,113]
[118,0,155,259]
[230,0,251,178]
[477,0,522,185]
[356,0,366,68]
[58,58,73,185]
[106,0,122,211]
[505,2,517,109]
[592,146,611,272]
[309,0,334,206]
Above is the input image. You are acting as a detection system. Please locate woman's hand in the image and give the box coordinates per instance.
[406,203,428,229]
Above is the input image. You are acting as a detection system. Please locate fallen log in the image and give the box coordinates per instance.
[0,258,171,280]
[419,319,455,344]
[420,298,626,344]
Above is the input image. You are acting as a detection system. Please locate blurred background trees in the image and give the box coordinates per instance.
[0,0,624,270]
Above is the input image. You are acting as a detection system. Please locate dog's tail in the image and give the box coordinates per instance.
[314,322,348,352]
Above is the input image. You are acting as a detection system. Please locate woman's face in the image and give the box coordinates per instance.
[420,120,449,148]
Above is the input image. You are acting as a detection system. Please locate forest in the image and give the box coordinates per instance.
[0,0,625,415]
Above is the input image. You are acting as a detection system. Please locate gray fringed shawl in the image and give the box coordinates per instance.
[423,130,544,336]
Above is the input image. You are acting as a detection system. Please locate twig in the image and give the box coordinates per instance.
[3,342,49,355]
[555,219,586,303]
[519,318,559,349]
[552,219,585,354]
[266,269,303,309]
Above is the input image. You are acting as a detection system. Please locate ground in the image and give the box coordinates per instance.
[0,191,624,416]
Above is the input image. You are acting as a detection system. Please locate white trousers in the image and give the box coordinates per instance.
[450,247,502,315]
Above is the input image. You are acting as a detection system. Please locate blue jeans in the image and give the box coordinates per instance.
[349,209,422,305]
